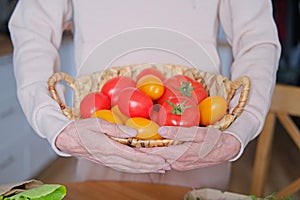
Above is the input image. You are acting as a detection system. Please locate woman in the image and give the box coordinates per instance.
[9,0,280,189]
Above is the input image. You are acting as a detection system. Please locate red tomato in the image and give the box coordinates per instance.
[156,86,177,105]
[101,76,136,106]
[158,96,200,127]
[136,75,164,100]
[199,96,227,126]
[80,92,110,118]
[117,87,153,118]
[157,75,208,104]
[136,68,166,82]
[149,104,162,124]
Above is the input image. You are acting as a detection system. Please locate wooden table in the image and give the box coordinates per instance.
[62,181,191,200]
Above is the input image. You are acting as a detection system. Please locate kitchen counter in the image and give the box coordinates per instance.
[62,181,191,200]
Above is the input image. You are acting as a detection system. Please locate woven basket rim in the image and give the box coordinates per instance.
[48,64,250,147]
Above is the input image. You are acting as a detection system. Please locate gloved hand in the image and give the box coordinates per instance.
[139,126,241,171]
[55,118,170,173]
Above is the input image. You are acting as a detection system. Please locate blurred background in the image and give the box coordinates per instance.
[0,0,299,199]
[273,0,300,86]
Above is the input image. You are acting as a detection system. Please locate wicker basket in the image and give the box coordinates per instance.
[48,64,250,147]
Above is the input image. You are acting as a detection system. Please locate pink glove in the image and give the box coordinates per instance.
[55,118,170,173]
[139,126,241,171]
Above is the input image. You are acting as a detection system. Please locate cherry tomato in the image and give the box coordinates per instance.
[199,96,227,126]
[149,104,162,124]
[80,92,110,118]
[136,68,165,82]
[117,87,153,118]
[101,76,136,106]
[91,109,123,124]
[156,86,176,105]
[136,75,164,100]
[158,96,200,127]
[125,117,162,140]
[111,105,129,124]
[157,75,208,104]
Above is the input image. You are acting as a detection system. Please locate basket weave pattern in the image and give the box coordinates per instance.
[48,64,250,147]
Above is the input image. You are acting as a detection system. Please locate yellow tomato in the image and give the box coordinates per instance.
[199,96,227,126]
[111,105,129,124]
[125,117,163,140]
[136,75,164,100]
[91,109,123,124]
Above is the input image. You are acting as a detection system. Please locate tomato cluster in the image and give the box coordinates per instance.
[79,67,228,140]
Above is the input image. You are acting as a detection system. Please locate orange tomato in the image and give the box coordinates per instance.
[136,75,164,100]
[136,68,166,82]
[125,117,162,140]
[199,96,227,126]
[111,105,129,124]
[91,109,123,124]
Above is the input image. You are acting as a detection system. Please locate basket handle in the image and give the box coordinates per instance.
[212,76,251,130]
[48,72,76,120]
[229,76,251,117]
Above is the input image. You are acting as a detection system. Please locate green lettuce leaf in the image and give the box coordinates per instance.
[3,184,66,200]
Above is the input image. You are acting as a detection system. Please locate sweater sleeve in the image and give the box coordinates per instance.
[219,0,281,160]
[9,0,73,156]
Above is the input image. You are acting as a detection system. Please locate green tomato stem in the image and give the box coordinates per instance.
[166,99,192,115]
